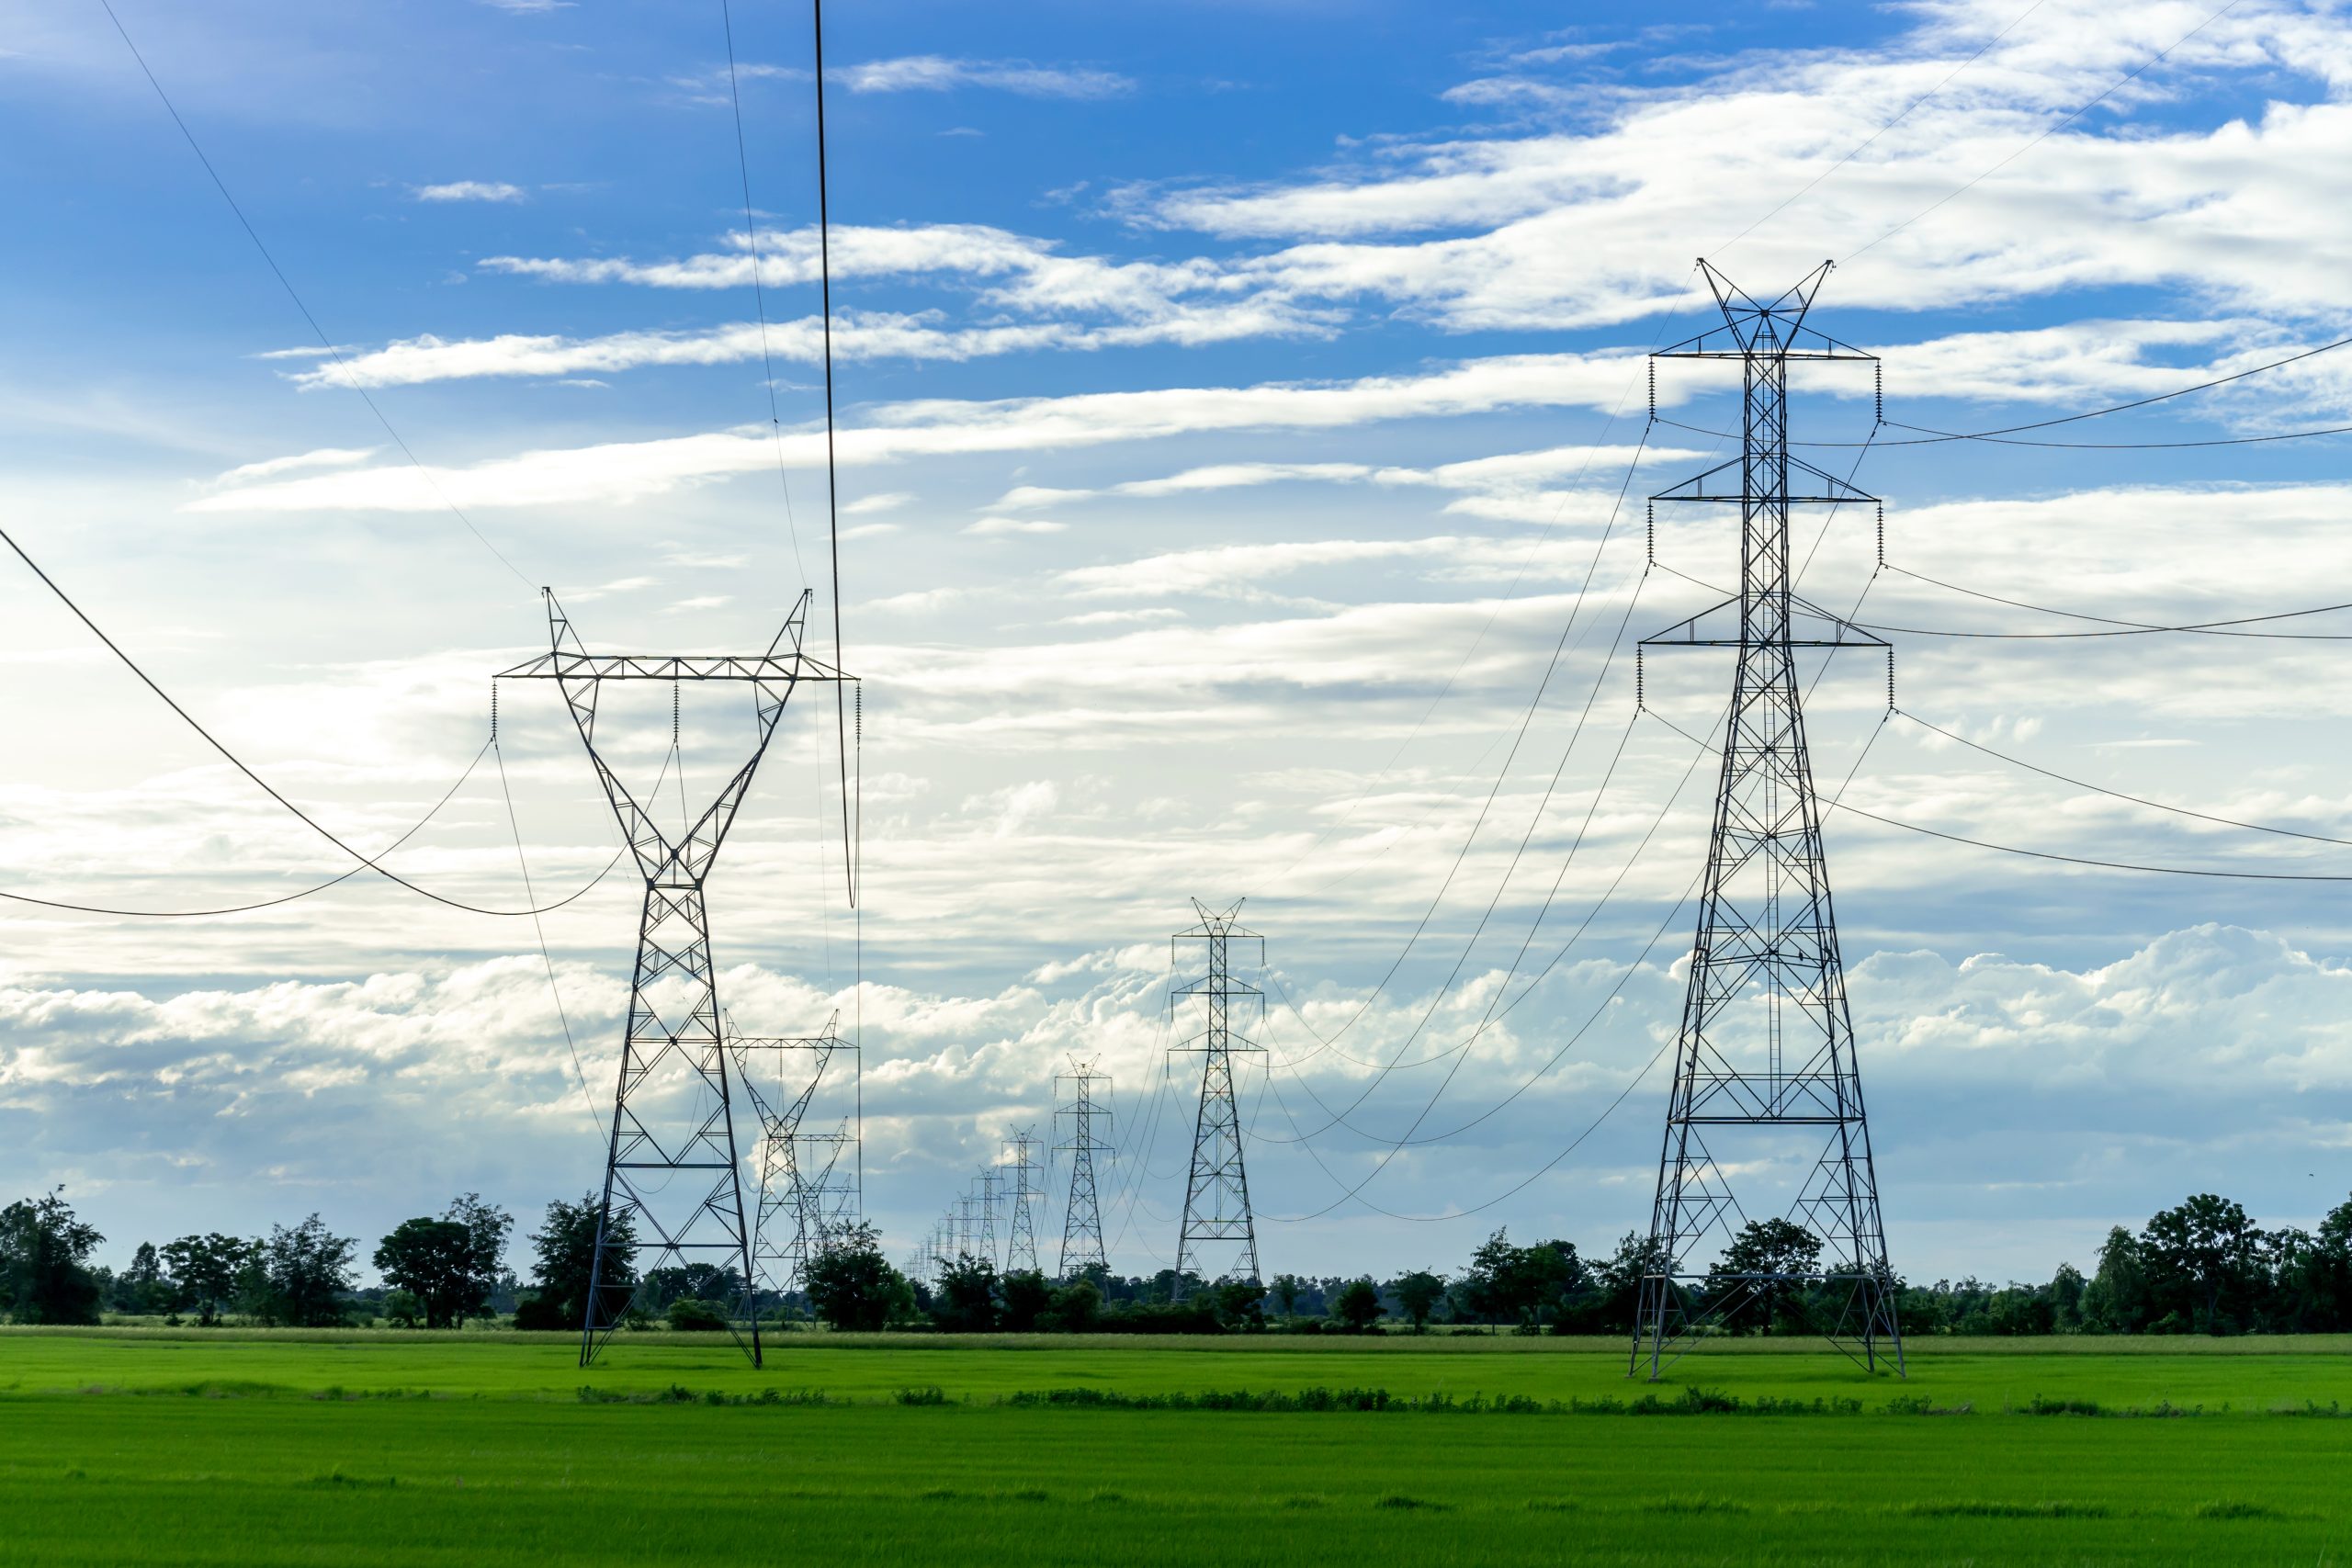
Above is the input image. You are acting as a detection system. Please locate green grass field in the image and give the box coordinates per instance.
[6,1329,2351,1564]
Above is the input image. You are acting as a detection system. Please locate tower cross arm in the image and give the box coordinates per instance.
[496,651,851,682]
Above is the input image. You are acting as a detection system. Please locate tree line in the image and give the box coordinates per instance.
[7,1186,2351,1337]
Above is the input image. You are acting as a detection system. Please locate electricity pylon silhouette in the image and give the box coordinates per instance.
[1056,1055,1113,1279]
[500,587,848,1369]
[977,1164,1003,1269]
[1172,899,1263,1290]
[1004,1129,1042,1274]
[1633,260,1901,1379]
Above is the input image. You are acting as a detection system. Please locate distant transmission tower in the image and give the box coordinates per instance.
[501,588,846,1369]
[1634,261,1902,1379]
[977,1164,1003,1269]
[1004,1129,1041,1275]
[727,1011,859,1303]
[1055,1056,1113,1279]
[1172,899,1264,1289]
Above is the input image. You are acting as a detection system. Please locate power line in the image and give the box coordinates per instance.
[1843,0,2246,265]
[1831,799,2352,882]
[1872,564,2352,640]
[1713,0,2049,256]
[0,521,616,919]
[718,0,810,592]
[1894,709,2352,850]
[98,0,531,588]
[812,0,855,908]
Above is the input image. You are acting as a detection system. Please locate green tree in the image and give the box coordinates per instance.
[933,1253,1001,1332]
[1038,1278,1102,1332]
[2048,1262,2088,1331]
[1000,1269,1053,1332]
[160,1234,254,1325]
[2078,1225,2151,1332]
[1390,1269,1446,1332]
[1269,1272,1305,1327]
[255,1214,356,1327]
[801,1222,910,1332]
[0,1190,106,1325]
[381,1288,424,1327]
[526,1194,637,1329]
[1331,1277,1385,1333]
[2141,1193,2266,1334]
[116,1241,168,1315]
[1213,1279,1266,1331]
[372,1218,481,1329]
[1707,1219,1822,1336]
[444,1193,513,1318]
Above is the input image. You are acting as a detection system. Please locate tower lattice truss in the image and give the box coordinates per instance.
[501,587,849,1369]
[1173,900,1264,1289]
[1634,262,1903,1378]
[728,1012,860,1301]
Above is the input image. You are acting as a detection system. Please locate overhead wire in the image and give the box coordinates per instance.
[0,521,621,918]
[1895,709,2352,850]
[97,0,531,588]
[1843,0,2247,265]
[0,736,488,919]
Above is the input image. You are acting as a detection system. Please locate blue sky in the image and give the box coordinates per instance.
[7,0,2352,1288]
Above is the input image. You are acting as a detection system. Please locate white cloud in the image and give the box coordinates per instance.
[193,351,1652,513]
[410,181,527,204]
[833,55,1133,99]
[965,517,1067,536]
[211,447,379,485]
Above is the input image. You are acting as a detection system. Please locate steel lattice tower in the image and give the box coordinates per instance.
[727,1011,859,1303]
[1055,1055,1113,1279]
[1172,899,1264,1289]
[501,587,847,1369]
[1633,261,1901,1379]
[976,1165,1003,1269]
[1004,1129,1042,1274]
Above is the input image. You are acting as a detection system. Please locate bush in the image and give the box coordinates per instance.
[665,1298,729,1332]
[512,1294,572,1332]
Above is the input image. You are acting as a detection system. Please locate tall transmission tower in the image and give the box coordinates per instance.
[1055,1056,1114,1279]
[1633,261,1901,1379]
[1004,1129,1042,1275]
[953,1193,977,1261]
[1171,899,1265,1290]
[500,587,847,1369]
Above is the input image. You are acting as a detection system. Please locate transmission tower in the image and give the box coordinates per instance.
[1172,899,1264,1290]
[500,587,847,1369]
[1004,1129,1042,1275]
[1055,1056,1113,1279]
[1633,260,1901,1379]
[726,1011,859,1303]
[953,1193,976,1261]
[977,1164,1003,1269]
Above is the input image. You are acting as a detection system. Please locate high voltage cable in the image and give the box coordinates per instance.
[1894,710,2352,850]
[0,736,489,918]
[1656,333,2352,451]
[1260,489,1890,1201]
[1843,0,2246,265]
[0,522,617,918]
[812,0,856,908]
[718,0,810,593]
[1644,708,2352,883]
[1251,267,1701,902]
[1713,0,2049,256]
[98,0,531,588]
[1261,708,1892,1224]
[1268,420,1657,1068]
[493,738,608,1144]
[1872,564,2352,640]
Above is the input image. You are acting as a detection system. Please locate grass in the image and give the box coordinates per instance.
[1,1330,2348,1563]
